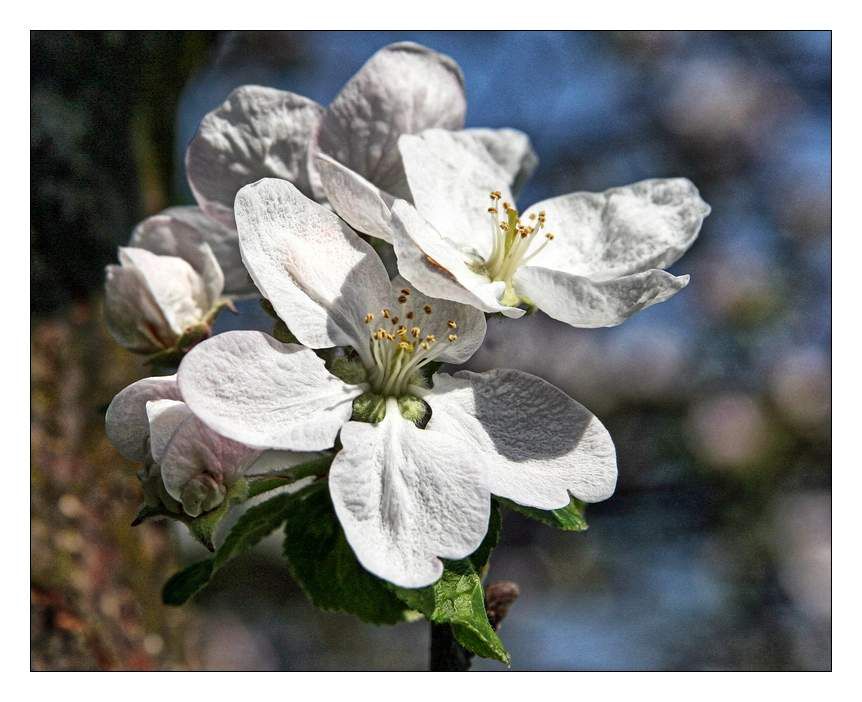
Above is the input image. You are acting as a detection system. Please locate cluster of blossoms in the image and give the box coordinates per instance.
[104,43,708,597]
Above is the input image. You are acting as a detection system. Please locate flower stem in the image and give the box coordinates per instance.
[429,623,473,671]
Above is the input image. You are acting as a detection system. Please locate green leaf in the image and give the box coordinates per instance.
[497,496,588,532]
[469,500,502,572]
[163,490,299,606]
[162,559,214,606]
[213,492,294,570]
[282,482,409,625]
[394,559,509,664]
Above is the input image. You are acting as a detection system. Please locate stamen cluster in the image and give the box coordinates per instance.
[364,288,459,397]
[484,191,554,290]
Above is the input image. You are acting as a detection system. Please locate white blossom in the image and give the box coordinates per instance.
[104,245,225,354]
[176,179,617,587]
[321,128,710,327]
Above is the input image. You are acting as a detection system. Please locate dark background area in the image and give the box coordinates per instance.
[31,30,830,670]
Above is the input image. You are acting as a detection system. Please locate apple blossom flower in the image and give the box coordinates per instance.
[176,179,617,587]
[320,129,710,327]
[105,374,310,518]
[130,43,536,296]
[104,245,226,356]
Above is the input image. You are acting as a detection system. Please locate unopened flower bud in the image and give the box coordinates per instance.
[104,246,225,355]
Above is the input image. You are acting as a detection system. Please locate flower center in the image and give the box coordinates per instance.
[363,288,459,398]
[481,191,554,304]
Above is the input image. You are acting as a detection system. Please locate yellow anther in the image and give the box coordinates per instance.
[411,326,421,338]
[391,316,400,325]
[490,191,501,200]
[423,304,432,314]
[382,308,391,318]
[487,207,498,213]
[420,341,430,350]
[546,233,555,240]
[447,320,457,329]
[425,334,437,343]
[399,341,414,352]
[396,326,408,337]
[447,334,458,343]
[364,313,374,323]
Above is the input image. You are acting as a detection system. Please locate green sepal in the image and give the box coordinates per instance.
[469,501,502,573]
[186,478,249,551]
[259,298,279,319]
[272,320,297,344]
[497,495,588,531]
[351,392,387,424]
[130,503,170,527]
[328,356,368,385]
[282,482,410,625]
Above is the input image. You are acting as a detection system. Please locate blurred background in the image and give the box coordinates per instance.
[30,31,831,670]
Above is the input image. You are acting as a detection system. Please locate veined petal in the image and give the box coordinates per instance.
[388,275,486,365]
[329,400,490,588]
[130,206,251,296]
[146,399,193,465]
[314,42,466,200]
[463,127,538,196]
[104,264,174,353]
[399,129,513,260]
[118,247,209,336]
[159,412,260,503]
[515,265,690,328]
[521,178,710,277]
[186,86,324,227]
[177,331,362,451]
[314,152,395,242]
[235,179,392,360]
[390,200,523,318]
[426,370,617,508]
[105,374,180,462]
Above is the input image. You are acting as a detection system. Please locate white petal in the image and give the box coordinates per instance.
[104,264,173,352]
[160,413,260,502]
[130,206,251,296]
[177,331,362,451]
[522,178,710,277]
[388,275,486,365]
[146,399,193,464]
[314,152,395,242]
[118,247,209,336]
[314,42,466,199]
[463,127,538,196]
[426,371,617,508]
[515,265,690,328]
[234,178,392,360]
[390,200,524,318]
[105,374,180,462]
[186,86,324,227]
[329,401,490,588]
[398,129,513,260]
